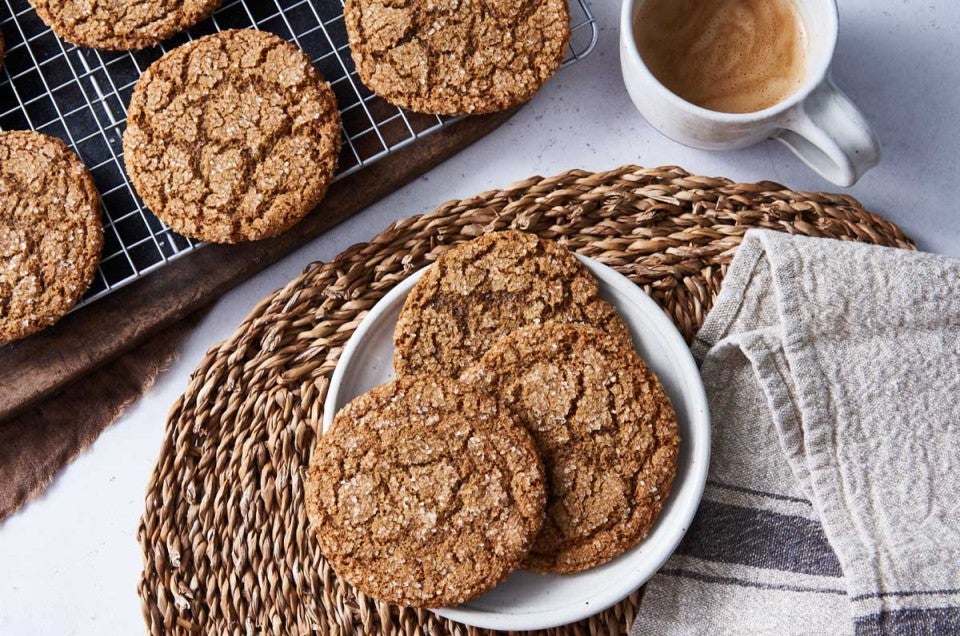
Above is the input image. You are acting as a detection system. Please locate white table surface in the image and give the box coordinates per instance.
[2,1,958,633]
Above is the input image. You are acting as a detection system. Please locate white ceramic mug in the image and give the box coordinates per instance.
[619,0,880,186]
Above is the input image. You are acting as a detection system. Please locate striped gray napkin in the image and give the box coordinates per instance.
[632,229,960,635]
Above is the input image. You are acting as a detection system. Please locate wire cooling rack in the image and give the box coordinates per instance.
[0,0,597,309]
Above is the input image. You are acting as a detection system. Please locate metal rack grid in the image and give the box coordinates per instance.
[0,0,597,308]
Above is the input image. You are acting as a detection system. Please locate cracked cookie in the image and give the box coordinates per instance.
[1,131,102,344]
[305,374,546,607]
[394,230,631,378]
[123,29,341,243]
[462,322,680,574]
[344,0,570,115]
[29,0,225,50]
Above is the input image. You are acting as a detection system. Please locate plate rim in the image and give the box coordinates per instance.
[322,255,711,631]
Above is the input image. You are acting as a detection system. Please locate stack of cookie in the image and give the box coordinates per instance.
[306,231,681,608]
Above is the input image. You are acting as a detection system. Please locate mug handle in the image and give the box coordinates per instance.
[775,76,880,187]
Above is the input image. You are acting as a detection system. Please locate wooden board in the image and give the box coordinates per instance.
[0,110,516,420]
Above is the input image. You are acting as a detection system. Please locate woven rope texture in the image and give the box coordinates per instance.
[139,165,912,635]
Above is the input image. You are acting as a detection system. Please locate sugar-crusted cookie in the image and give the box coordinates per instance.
[123,30,340,243]
[0,131,102,344]
[29,0,224,50]
[344,0,570,115]
[462,322,680,574]
[394,230,630,378]
[305,374,546,607]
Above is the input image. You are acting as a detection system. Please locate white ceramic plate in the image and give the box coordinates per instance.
[323,255,710,631]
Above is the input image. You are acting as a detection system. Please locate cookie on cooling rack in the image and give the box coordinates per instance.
[393,230,631,378]
[0,130,103,344]
[462,322,680,574]
[123,29,341,243]
[306,374,546,608]
[344,0,570,115]
[28,0,225,50]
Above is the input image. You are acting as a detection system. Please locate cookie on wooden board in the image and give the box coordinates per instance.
[462,322,680,574]
[28,0,224,50]
[123,29,341,243]
[305,374,546,608]
[394,230,630,378]
[0,130,102,344]
[344,0,570,115]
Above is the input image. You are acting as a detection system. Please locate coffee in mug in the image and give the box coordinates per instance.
[619,0,880,185]
[633,0,807,114]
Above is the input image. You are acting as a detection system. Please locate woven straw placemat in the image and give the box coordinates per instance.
[138,165,912,635]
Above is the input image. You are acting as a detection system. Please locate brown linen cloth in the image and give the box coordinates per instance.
[0,313,200,521]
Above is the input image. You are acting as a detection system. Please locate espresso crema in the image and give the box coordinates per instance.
[634,0,808,114]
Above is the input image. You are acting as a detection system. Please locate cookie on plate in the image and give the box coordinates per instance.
[462,322,680,574]
[394,230,630,378]
[344,0,570,115]
[123,29,341,243]
[305,374,546,607]
[28,0,224,50]
[0,131,102,344]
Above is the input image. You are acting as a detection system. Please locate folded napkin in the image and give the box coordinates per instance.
[632,230,960,635]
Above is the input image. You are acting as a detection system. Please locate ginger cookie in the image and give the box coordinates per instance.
[123,30,341,243]
[462,322,680,574]
[344,0,570,115]
[28,0,224,50]
[1,131,102,344]
[394,230,630,378]
[305,374,546,607]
